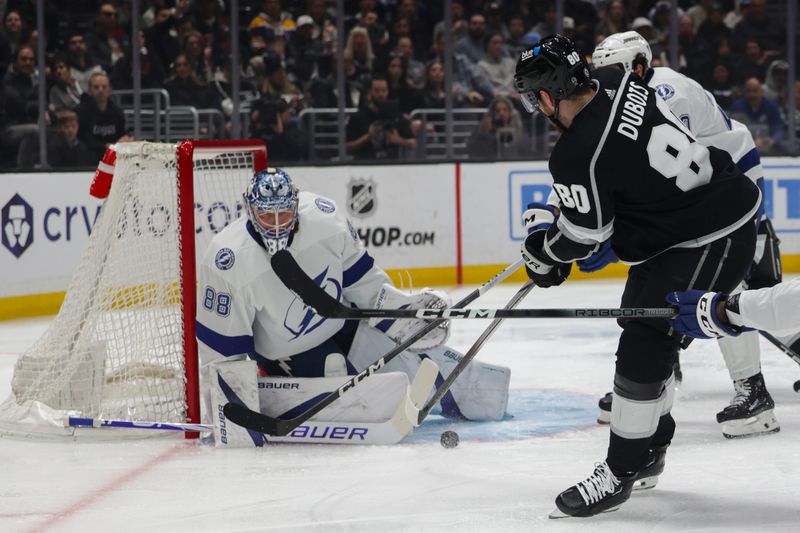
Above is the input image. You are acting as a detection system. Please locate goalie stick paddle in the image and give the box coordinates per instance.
[222,253,525,436]
[418,279,536,424]
[66,417,213,433]
[269,251,675,320]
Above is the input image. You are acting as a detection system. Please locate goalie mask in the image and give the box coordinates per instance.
[244,168,299,255]
[514,34,591,115]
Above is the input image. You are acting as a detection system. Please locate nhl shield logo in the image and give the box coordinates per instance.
[347,178,377,218]
[2,193,34,258]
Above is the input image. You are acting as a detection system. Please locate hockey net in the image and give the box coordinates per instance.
[0,140,267,438]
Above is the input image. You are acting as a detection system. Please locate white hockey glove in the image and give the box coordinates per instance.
[369,284,452,352]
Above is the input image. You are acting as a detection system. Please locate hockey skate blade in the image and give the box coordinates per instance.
[721,410,780,439]
[548,506,620,519]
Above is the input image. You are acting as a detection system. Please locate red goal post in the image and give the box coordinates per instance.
[0,140,267,439]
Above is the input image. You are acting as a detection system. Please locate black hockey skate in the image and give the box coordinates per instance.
[597,392,612,424]
[633,445,668,490]
[716,372,780,439]
[549,462,635,518]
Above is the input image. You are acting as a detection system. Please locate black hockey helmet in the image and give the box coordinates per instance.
[514,34,591,113]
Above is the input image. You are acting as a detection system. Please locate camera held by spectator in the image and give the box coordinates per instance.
[467,96,529,160]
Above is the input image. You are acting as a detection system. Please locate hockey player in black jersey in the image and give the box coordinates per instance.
[514,35,761,518]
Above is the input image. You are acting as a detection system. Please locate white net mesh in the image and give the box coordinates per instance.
[0,141,259,437]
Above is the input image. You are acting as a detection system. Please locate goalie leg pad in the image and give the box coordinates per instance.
[257,371,409,423]
[208,359,265,448]
[256,370,431,445]
[347,323,510,421]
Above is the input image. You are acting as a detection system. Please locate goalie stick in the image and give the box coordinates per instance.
[270,249,675,320]
[418,280,536,424]
[267,358,438,445]
[222,254,525,436]
[66,417,213,433]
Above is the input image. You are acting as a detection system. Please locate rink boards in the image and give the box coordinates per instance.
[1,158,799,319]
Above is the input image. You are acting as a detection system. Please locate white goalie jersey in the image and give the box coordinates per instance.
[645,67,763,183]
[196,191,390,364]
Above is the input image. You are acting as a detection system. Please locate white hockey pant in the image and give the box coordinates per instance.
[717,282,762,381]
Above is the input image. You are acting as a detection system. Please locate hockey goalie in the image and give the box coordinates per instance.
[198,168,511,447]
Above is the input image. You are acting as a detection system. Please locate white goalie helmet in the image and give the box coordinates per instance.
[244,167,299,255]
[591,31,652,73]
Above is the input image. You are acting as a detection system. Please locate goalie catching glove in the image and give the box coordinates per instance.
[521,203,572,288]
[369,284,451,352]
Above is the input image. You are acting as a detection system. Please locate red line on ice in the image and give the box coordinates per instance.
[23,443,187,533]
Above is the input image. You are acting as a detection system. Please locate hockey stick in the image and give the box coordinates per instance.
[760,331,800,367]
[223,255,525,436]
[418,280,536,424]
[262,358,439,445]
[66,416,213,432]
[270,251,675,320]
[757,331,800,393]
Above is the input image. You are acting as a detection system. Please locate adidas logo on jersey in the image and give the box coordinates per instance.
[521,49,535,61]
[605,89,616,100]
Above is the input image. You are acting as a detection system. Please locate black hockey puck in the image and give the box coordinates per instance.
[793,380,800,393]
[440,430,459,448]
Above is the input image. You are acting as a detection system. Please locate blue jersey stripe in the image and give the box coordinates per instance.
[736,147,761,175]
[718,105,733,130]
[196,321,254,356]
[343,252,374,288]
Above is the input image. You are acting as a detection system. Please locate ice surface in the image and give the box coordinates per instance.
[1,278,799,532]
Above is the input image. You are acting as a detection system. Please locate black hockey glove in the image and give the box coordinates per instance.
[521,226,572,288]
[746,218,782,290]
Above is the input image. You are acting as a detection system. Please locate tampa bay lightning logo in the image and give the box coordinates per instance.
[315,198,335,213]
[2,193,34,258]
[214,248,235,270]
[655,83,675,100]
[284,266,342,339]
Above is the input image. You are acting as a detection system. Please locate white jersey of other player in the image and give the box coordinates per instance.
[196,191,389,364]
[645,67,763,184]
[731,278,800,334]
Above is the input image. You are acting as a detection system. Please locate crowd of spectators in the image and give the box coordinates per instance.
[0,0,797,169]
